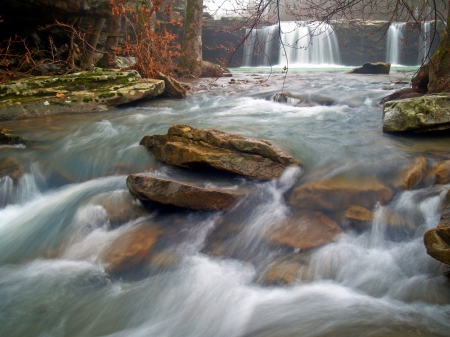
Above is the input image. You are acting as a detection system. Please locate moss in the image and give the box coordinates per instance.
[98,92,115,99]
[117,92,123,97]
[83,97,93,102]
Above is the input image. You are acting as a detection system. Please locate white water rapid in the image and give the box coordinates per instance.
[0,68,449,337]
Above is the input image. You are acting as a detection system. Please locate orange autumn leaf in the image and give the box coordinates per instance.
[56,93,65,98]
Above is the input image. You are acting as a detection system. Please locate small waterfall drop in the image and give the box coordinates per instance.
[386,22,406,65]
[243,21,341,67]
[418,21,431,64]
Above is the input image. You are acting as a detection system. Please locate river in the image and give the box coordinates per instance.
[0,66,449,336]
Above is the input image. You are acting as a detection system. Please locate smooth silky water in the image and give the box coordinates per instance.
[0,67,449,337]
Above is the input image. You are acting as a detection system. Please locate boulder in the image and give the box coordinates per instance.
[265,212,343,251]
[200,61,232,78]
[0,68,165,121]
[290,176,393,212]
[101,224,163,275]
[382,94,450,133]
[423,191,450,264]
[348,62,391,74]
[155,72,188,98]
[262,254,314,286]
[433,160,450,184]
[89,190,150,228]
[140,124,301,180]
[127,174,244,211]
[342,205,374,231]
[272,92,335,106]
[0,157,23,182]
[0,128,32,146]
[392,156,428,191]
[379,88,425,105]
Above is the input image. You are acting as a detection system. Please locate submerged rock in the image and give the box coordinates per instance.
[392,156,428,191]
[382,94,450,133]
[290,176,393,212]
[348,62,391,74]
[265,212,343,251]
[140,124,301,180]
[0,128,32,146]
[0,157,23,182]
[424,191,450,265]
[261,254,314,286]
[433,160,450,184]
[127,174,244,211]
[101,223,163,276]
[0,68,165,121]
[272,92,335,106]
[342,205,374,232]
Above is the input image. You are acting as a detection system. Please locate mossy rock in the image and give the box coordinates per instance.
[0,69,165,121]
[383,93,450,133]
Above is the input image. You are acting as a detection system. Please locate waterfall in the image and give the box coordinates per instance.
[243,21,341,67]
[386,22,406,65]
[418,21,431,64]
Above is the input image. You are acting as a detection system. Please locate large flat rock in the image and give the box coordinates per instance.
[0,69,165,120]
[383,94,450,133]
[140,124,301,180]
[127,174,244,211]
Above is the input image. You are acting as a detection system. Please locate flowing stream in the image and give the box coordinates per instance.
[0,67,450,337]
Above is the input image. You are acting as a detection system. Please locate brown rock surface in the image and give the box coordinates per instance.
[0,157,23,182]
[127,174,244,211]
[343,205,374,231]
[393,156,428,191]
[101,224,163,275]
[433,160,450,184]
[290,176,393,212]
[265,212,343,251]
[140,124,300,180]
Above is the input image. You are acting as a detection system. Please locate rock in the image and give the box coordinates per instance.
[261,254,314,286]
[101,223,163,275]
[433,160,450,184]
[382,94,450,133]
[265,212,343,251]
[0,68,165,121]
[0,128,32,146]
[424,227,450,265]
[272,92,335,106]
[155,72,188,98]
[424,192,450,264]
[411,63,429,93]
[290,176,393,212]
[140,124,301,180]
[89,190,150,227]
[379,88,425,105]
[127,174,244,211]
[342,205,374,231]
[393,156,428,191]
[348,62,391,74]
[200,61,232,78]
[0,157,23,182]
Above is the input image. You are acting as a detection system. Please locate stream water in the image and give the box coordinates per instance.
[1,67,450,337]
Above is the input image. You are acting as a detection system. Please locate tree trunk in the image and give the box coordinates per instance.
[179,0,203,77]
[426,0,450,93]
[98,15,121,68]
[80,17,106,70]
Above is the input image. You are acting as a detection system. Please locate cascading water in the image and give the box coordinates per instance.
[243,21,341,67]
[418,21,432,64]
[386,22,406,65]
[1,70,450,336]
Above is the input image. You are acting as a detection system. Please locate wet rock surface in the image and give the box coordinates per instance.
[0,68,165,121]
[348,62,391,74]
[0,128,33,146]
[265,212,343,251]
[290,176,393,212]
[140,124,301,180]
[127,174,244,211]
[382,93,450,133]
